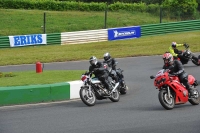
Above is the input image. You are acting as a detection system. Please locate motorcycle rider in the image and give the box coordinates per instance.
[162,52,194,96]
[169,42,188,59]
[170,42,200,65]
[89,56,113,93]
[103,52,124,87]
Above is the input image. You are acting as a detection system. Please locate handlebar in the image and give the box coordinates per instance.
[184,44,189,49]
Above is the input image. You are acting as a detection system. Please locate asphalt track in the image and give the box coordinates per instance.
[0,53,200,133]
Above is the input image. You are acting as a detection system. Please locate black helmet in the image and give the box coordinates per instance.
[103,52,111,61]
[89,56,97,66]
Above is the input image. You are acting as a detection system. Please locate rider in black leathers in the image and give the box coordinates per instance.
[103,52,125,87]
[89,56,112,92]
[162,52,194,96]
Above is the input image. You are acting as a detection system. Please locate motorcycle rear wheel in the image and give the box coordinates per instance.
[79,87,96,106]
[158,89,174,110]
[192,56,199,66]
[109,89,120,102]
[188,89,200,105]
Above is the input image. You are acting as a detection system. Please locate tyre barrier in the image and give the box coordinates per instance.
[0,80,82,106]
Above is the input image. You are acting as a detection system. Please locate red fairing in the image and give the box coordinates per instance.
[169,76,180,82]
[168,80,188,104]
[153,69,191,104]
[153,71,169,88]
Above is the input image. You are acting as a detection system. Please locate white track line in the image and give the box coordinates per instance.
[0,98,81,109]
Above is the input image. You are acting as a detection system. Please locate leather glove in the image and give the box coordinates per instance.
[183,43,189,48]
[168,73,176,77]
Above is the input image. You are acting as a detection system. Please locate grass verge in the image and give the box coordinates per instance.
[0,70,86,87]
[0,31,199,66]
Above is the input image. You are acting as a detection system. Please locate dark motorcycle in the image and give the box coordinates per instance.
[175,44,200,66]
[79,71,120,106]
[103,63,128,95]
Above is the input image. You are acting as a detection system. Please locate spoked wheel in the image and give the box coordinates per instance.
[109,89,120,102]
[79,87,96,106]
[158,89,174,110]
[188,89,200,105]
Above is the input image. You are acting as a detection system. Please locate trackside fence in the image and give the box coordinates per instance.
[141,20,200,36]
[0,36,9,48]
[61,29,107,45]
[47,33,61,45]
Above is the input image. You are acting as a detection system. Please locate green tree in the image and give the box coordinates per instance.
[163,0,198,19]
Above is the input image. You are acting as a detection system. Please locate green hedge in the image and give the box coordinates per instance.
[0,0,198,18]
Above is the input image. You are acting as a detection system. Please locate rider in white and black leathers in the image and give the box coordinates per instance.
[162,52,194,96]
[89,56,112,92]
[103,52,125,86]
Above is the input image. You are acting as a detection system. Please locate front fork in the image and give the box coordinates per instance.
[88,85,93,97]
[167,86,171,99]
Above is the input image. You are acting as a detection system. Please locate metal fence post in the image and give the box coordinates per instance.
[104,3,108,29]
[160,6,162,23]
[159,0,163,23]
[43,12,46,34]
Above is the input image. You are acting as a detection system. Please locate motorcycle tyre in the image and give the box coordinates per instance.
[192,56,199,66]
[192,60,199,66]
[158,89,175,110]
[109,89,120,102]
[79,87,96,106]
[188,89,200,105]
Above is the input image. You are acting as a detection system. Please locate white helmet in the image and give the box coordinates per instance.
[171,42,177,48]
[162,52,173,64]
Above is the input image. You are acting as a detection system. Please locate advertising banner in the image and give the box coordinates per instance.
[108,26,141,41]
[9,34,47,47]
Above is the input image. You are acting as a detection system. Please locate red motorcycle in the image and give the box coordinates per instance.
[150,69,200,110]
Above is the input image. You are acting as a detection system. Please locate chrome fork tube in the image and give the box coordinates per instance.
[167,86,171,99]
[88,85,92,97]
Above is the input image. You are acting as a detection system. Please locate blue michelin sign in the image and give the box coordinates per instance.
[108,26,141,41]
[9,34,47,47]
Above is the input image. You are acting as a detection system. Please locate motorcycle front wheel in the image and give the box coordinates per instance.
[109,89,120,102]
[188,89,200,105]
[158,89,174,110]
[79,86,96,106]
